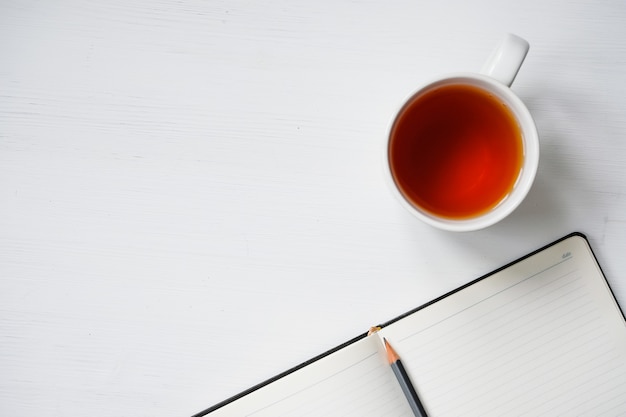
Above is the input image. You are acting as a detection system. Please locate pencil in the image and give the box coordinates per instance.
[383,338,429,417]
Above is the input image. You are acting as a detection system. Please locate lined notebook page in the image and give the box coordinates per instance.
[206,235,626,416]
[380,234,626,416]
[208,335,414,416]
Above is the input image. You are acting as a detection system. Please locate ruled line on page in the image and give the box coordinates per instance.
[402,269,585,375]
[594,396,626,417]
[389,250,626,417]
[276,362,401,417]
[399,268,586,381]
[246,351,378,416]
[246,349,414,417]
[531,362,626,416]
[417,278,608,415]
[418,284,597,385]
[397,257,576,345]
[440,327,617,416]
[424,304,607,404]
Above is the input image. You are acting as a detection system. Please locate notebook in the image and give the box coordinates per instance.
[194,232,626,417]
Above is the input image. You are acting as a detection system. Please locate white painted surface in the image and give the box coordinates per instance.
[1,1,625,416]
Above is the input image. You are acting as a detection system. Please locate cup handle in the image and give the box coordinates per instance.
[480,34,529,87]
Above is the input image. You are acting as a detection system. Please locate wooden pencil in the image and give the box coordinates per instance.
[384,338,429,417]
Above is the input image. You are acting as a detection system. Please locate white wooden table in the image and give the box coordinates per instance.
[2,1,625,416]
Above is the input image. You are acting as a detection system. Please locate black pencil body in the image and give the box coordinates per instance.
[390,359,428,417]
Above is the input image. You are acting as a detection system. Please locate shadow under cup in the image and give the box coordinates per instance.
[387,76,538,231]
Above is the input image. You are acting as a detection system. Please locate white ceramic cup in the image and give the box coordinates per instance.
[384,34,539,232]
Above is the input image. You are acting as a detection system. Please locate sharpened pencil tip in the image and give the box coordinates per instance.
[383,338,400,364]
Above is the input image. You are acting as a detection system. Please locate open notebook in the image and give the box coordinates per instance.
[195,233,626,416]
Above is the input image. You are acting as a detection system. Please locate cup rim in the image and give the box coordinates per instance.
[384,73,539,232]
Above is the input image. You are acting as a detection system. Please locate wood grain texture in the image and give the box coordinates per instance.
[1,1,626,416]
